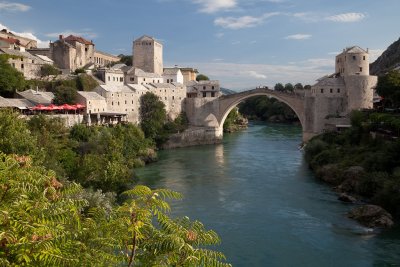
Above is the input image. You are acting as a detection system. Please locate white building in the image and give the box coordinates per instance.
[186,80,221,98]
[123,66,163,85]
[163,67,184,84]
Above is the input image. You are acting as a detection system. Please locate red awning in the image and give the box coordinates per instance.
[60,104,77,110]
[73,103,86,109]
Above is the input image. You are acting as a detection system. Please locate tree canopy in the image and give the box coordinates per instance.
[140,92,167,140]
[376,70,400,107]
[0,54,26,97]
[196,74,210,81]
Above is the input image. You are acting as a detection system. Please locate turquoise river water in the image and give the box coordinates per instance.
[135,123,400,266]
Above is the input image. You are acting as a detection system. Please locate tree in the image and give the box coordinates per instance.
[0,154,231,266]
[40,64,60,77]
[294,83,303,90]
[140,92,167,140]
[74,68,85,74]
[376,70,400,107]
[274,83,284,91]
[284,83,294,92]
[53,85,78,104]
[118,54,132,66]
[0,54,26,97]
[76,73,99,91]
[196,74,210,81]
[304,84,312,90]
[0,110,37,156]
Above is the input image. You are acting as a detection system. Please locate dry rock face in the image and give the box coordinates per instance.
[370,37,400,76]
[348,205,394,228]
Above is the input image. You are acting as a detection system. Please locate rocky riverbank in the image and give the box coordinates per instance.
[315,164,395,228]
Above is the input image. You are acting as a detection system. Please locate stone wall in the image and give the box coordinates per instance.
[162,127,222,149]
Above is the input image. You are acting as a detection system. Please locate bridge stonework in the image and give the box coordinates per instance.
[186,88,319,142]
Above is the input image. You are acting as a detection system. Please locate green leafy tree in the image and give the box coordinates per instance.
[0,54,26,97]
[294,83,303,90]
[74,67,85,74]
[76,73,99,91]
[118,54,132,66]
[53,85,78,104]
[196,74,210,81]
[284,83,294,92]
[376,70,400,107]
[40,64,60,77]
[274,83,284,92]
[304,84,312,90]
[140,92,167,140]
[0,154,231,266]
[0,110,37,155]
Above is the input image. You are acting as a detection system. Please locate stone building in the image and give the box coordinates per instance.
[133,35,163,75]
[76,91,107,114]
[16,89,54,105]
[0,46,48,79]
[97,66,125,86]
[0,29,37,48]
[49,35,95,72]
[186,80,221,98]
[163,67,183,84]
[94,50,120,68]
[123,66,163,85]
[94,84,139,123]
[304,46,377,136]
[180,67,198,84]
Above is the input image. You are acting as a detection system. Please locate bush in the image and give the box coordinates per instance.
[41,64,60,76]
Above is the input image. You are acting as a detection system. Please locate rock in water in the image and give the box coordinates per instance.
[348,205,394,228]
[338,193,357,203]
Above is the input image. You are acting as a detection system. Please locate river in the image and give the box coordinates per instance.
[135,123,400,266]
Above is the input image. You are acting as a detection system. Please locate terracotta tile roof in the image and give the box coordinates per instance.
[63,35,93,45]
[0,37,21,45]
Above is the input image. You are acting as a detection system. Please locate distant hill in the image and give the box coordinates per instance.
[220,87,236,95]
[370,37,400,76]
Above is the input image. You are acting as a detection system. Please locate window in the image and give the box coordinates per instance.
[118,102,120,106]
[132,100,134,104]
[21,64,24,69]
[130,77,134,81]
[211,92,215,97]
[330,88,333,93]
[165,97,167,100]
[143,78,146,81]
[320,89,324,93]
[203,92,206,97]
[359,67,363,72]
[203,86,206,90]
[125,100,127,104]
[113,77,115,81]
[112,102,114,105]
[108,77,110,81]
[120,77,123,82]
[353,56,356,60]
[363,56,366,60]
[171,79,173,82]
[212,86,215,90]
[172,96,175,100]
[167,79,169,83]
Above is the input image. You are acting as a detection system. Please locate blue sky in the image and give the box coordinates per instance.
[0,0,399,90]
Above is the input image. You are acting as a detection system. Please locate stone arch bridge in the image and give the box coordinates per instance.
[185,88,319,142]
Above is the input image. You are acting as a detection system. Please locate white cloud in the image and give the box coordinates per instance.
[0,22,49,48]
[215,32,225,38]
[214,12,280,29]
[171,59,333,90]
[284,34,311,40]
[326,12,366,23]
[0,1,30,12]
[244,70,267,79]
[45,30,97,39]
[193,0,237,13]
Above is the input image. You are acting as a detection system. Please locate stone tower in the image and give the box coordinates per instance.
[335,46,376,111]
[132,35,163,75]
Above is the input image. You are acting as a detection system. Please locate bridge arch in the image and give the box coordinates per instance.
[216,88,305,137]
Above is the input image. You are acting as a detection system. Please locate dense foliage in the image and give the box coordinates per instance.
[223,108,247,133]
[376,70,400,108]
[0,110,230,266]
[196,74,210,81]
[0,54,26,97]
[305,111,400,217]
[140,92,188,146]
[40,64,60,77]
[239,95,298,122]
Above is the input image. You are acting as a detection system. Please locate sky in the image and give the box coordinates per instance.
[0,0,399,90]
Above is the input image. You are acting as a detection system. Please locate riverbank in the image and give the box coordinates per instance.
[136,123,400,266]
[304,112,400,229]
